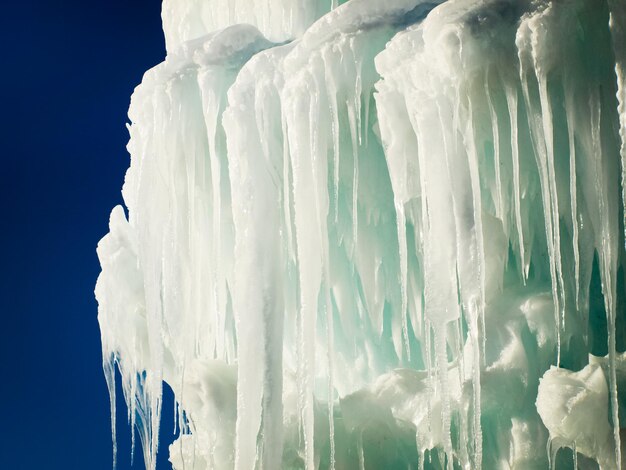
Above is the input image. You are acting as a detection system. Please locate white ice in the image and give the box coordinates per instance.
[96,0,626,468]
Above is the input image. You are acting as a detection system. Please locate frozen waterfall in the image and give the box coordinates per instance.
[96,0,626,468]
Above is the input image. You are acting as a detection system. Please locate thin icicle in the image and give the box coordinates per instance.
[505,83,527,282]
[485,69,504,220]
[357,432,365,470]
[607,0,626,244]
[353,40,363,148]
[518,58,562,366]
[435,327,453,470]
[363,85,371,148]
[282,114,296,263]
[327,318,336,470]
[537,76,566,335]
[321,184,336,470]
[130,371,137,465]
[347,97,360,250]
[564,86,581,311]
[397,202,411,361]
[608,5,626,467]
[104,356,118,469]
[465,95,485,470]
[323,58,341,222]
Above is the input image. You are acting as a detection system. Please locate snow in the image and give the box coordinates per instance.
[96,0,626,468]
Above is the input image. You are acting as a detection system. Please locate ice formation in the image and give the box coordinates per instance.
[96,0,626,468]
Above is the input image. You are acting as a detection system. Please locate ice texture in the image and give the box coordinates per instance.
[96,0,626,468]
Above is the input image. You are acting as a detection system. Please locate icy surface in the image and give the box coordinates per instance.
[96,0,626,468]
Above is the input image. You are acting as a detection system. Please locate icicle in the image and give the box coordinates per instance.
[435,327,453,470]
[282,114,296,263]
[323,281,336,468]
[608,1,626,292]
[322,47,341,223]
[485,69,504,221]
[590,87,622,470]
[468,300,483,470]
[130,370,137,465]
[204,89,225,362]
[104,356,117,469]
[505,83,527,282]
[397,202,411,361]
[537,75,566,335]
[358,431,365,470]
[518,50,562,366]
[352,38,364,148]
[548,439,556,470]
[347,96,360,250]
[286,67,328,470]
[465,95,484,470]
[608,5,626,466]
[320,119,336,470]
[564,86,581,311]
[363,85,371,148]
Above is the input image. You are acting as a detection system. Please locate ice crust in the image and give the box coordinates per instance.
[96,0,626,468]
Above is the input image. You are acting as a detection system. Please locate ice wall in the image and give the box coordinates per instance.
[96,0,626,468]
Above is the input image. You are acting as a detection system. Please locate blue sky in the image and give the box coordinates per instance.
[0,1,177,468]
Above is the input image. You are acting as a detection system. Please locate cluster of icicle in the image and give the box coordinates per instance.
[95,0,626,468]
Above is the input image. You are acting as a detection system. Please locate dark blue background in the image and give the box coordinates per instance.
[0,1,176,468]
